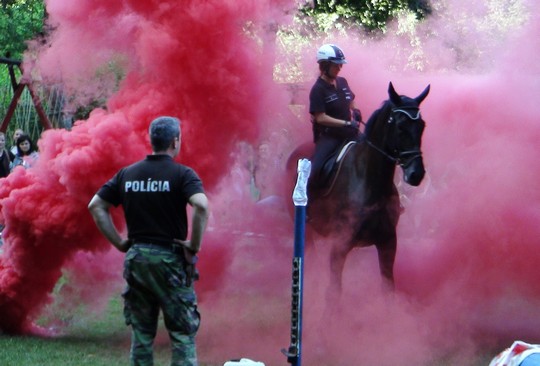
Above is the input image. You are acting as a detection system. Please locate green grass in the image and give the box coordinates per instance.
[0,293,500,366]
[0,297,176,366]
[0,335,128,366]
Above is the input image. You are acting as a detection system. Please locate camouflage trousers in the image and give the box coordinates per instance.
[122,244,201,366]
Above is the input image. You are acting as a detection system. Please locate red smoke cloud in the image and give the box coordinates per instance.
[1,0,540,365]
[0,0,292,334]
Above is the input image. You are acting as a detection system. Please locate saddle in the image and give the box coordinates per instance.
[315,141,356,194]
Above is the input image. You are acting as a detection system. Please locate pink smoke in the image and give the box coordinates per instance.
[0,0,292,334]
[1,0,539,365]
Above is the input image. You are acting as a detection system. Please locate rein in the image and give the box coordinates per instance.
[360,107,423,167]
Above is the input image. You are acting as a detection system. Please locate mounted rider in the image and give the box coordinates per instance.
[308,44,362,189]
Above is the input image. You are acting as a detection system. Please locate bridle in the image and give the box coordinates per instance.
[362,106,423,168]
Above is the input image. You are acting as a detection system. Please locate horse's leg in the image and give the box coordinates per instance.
[314,241,351,356]
[327,241,354,299]
[376,238,396,291]
[319,240,353,339]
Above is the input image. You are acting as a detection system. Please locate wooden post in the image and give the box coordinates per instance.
[0,58,53,132]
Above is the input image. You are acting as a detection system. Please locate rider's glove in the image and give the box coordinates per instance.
[345,120,360,129]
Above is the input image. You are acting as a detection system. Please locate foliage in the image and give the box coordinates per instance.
[300,0,432,32]
[272,0,434,83]
[0,0,45,59]
[0,64,45,144]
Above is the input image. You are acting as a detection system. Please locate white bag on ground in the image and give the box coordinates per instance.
[223,358,265,366]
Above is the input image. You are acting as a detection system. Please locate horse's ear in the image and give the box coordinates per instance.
[388,82,401,105]
[415,84,431,104]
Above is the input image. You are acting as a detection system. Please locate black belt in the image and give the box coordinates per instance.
[132,242,199,286]
[132,242,183,254]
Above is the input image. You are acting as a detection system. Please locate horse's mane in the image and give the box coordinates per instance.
[364,100,393,136]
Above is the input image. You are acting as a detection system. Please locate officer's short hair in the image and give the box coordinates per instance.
[149,116,181,152]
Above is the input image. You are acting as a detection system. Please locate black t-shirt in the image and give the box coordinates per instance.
[97,154,204,244]
[309,76,355,141]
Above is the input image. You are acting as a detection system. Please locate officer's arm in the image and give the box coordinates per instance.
[313,112,350,128]
[187,192,209,253]
[88,194,131,252]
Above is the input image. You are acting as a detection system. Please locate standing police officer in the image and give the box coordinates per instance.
[88,116,209,366]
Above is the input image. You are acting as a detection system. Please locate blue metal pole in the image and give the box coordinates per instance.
[283,159,311,366]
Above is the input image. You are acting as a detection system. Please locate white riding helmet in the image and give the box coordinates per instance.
[316,44,347,64]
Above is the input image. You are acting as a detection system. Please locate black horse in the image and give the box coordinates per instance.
[287,82,430,293]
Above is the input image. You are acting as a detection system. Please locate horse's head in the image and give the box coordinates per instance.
[387,82,430,186]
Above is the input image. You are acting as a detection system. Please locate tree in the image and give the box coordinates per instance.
[0,0,45,59]
[302,0,431,32]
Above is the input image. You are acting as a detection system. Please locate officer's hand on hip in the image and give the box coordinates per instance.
[173,238,197,255]
[116,238,132,253]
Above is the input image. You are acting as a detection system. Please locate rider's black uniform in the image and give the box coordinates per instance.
[309,76,358,187]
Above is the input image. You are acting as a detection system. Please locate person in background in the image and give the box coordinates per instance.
[0,132,15,178]
[11,134,39,171]
[88,116,210,366]
[308,43,362,189]
[10,129,25,155]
